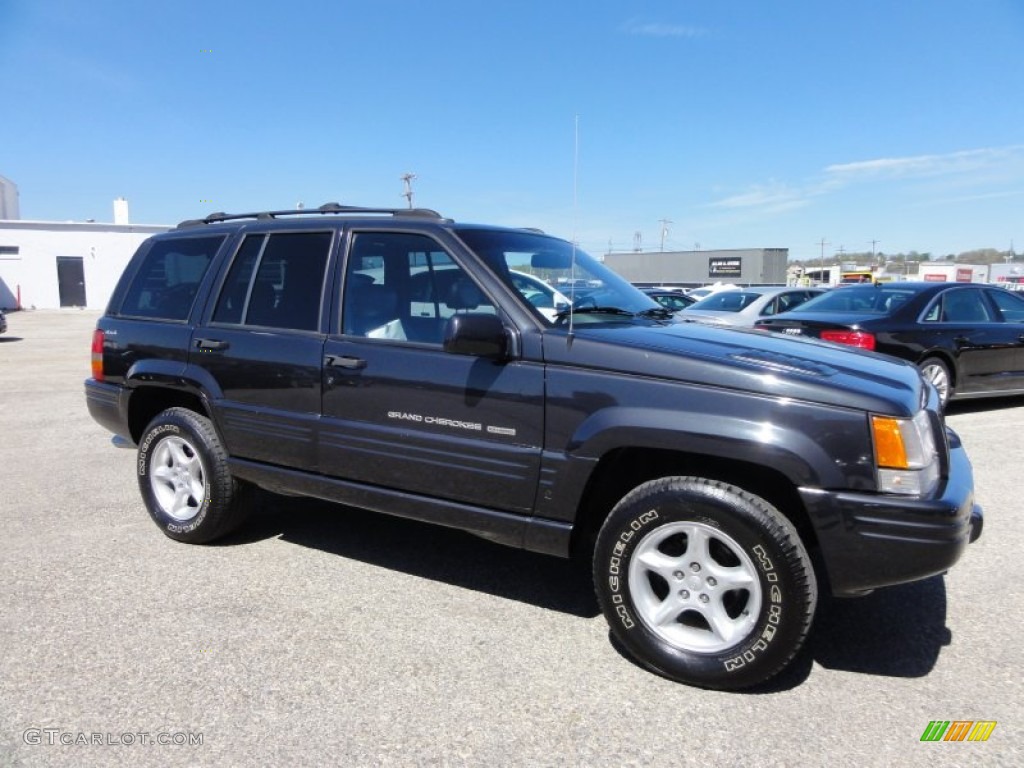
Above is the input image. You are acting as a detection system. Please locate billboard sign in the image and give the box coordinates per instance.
[709,257,742,277]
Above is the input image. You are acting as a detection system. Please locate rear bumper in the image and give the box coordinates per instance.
[800,428,981,597]
[84,379,131,439]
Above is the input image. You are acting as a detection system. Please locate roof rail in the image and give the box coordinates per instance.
[176,202,445,228]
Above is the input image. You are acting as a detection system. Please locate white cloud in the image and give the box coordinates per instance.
[825,146,1024,181]
[913,187,1024,207]
[709,182,811,213]
[709,145,1024,218]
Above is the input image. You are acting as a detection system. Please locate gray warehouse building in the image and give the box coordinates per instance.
[604,248,789,286]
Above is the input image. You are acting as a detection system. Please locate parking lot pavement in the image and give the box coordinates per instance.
[1,309,1021,767]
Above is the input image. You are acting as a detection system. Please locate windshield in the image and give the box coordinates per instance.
[688,291,763,313]
[455,228,662,324]
[794,285,916,315]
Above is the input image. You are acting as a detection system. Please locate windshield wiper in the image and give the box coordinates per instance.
[554,306,636,320]
[636,306,675,320]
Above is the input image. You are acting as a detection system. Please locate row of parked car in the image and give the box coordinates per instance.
[642,282,1024,407]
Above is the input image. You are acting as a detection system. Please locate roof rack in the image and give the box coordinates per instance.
[176,202,445,228]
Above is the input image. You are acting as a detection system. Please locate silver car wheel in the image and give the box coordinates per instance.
[149,435,207,522]
[628,520,762,653]
[920,360,951,405]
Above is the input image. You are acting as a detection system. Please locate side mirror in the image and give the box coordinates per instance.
[443,314,511,359]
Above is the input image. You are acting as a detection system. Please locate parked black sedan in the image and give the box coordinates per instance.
[642,289,698,313]
[755,282,1024,406]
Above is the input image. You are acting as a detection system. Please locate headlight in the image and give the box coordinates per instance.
[871,410,940,496]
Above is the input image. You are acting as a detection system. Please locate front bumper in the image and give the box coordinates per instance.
[800,427,982,597]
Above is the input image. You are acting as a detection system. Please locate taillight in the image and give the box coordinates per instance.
[91,329,105,381]
[820,329,876,350]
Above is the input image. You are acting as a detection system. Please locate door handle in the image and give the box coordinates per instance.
[325,354,367,370]
[195,338,230,351]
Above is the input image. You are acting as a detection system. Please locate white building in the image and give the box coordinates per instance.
[917,263,988,283]
[988,262,1024,284]
[0,199,171,310]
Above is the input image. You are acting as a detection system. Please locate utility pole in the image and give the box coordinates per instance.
[817,238,830,285]
[658,218,673,252]
[400,173,417,209]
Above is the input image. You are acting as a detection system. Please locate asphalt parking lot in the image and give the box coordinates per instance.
[1,309,1021,767]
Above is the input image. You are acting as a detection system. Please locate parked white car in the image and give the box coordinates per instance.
[681,286,825,327]
[509,270,571,321]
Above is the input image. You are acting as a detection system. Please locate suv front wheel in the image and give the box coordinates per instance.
[137,407,250,543]
[593,477,817,690]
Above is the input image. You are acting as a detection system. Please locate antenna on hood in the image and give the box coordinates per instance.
[568,114,580,345]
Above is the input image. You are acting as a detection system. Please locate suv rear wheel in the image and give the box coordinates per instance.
[137,407,250,543]
[593,477,816,690]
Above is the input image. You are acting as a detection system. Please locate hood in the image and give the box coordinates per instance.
[543,321,925,416]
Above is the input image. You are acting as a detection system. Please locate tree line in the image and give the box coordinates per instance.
[794,247,1020,268]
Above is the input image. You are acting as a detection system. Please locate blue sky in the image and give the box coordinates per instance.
[2,0,1022,261]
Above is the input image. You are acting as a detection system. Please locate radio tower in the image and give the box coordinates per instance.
[400,173,417,208]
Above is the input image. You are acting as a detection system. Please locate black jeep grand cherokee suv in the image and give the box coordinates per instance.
[86,204,982,689]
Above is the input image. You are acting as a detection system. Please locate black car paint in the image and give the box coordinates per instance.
[86,218,981,597]
[756,282,1024,400]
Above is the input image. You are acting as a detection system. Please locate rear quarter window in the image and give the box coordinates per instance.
[120,236,224,320]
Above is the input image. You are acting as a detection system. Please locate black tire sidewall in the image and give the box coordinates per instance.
[137,410,221,542]
[595,479,814,690]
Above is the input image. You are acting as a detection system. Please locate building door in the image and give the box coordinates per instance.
[56,256,87,307]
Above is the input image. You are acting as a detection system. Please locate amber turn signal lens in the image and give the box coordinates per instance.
[871,416,908,469]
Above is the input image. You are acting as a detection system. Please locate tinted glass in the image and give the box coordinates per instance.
[120,236,223,320]
[796,285,917,314]
[926,288,992,323]
[212,236,263,325]
[213,232,331,331]
[986,289,1024,323]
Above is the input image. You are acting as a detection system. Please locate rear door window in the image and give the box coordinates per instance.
[212,231,332,332]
